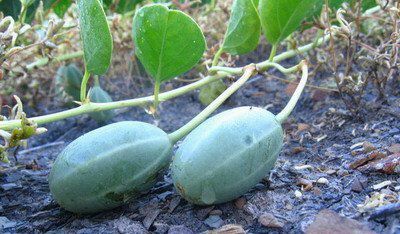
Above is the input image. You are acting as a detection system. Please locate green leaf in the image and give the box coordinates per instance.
[308,0,378,22]
[0,0,22,20]
[259,0,320,45]
[222,0,261,55]
[116,0,144,14]
[132,4,206,82]
[25,0,40,23]
[44,0,73,17]
[77,0,113,75]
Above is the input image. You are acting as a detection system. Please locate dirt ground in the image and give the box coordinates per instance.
[1,49,400,233]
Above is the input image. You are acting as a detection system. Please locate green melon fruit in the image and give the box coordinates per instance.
[199,80,227,106]
[54,64,83,101]
[171,106,283,205]
[49,121,173,213]
[89,85,114,122]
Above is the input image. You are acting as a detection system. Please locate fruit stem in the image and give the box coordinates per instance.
[168,65,256,144]
[80,69,91,102]
[275,61,309,124]
[93,76,100,87]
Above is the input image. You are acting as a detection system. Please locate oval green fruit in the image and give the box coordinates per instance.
[171,107,283,205]
[49,121,173,213]
[89,85,114,122]
[199,80,227,106]
[55,64,83,101]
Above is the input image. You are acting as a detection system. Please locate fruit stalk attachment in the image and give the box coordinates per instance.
[168,65,257,144]
[275,60,308,123]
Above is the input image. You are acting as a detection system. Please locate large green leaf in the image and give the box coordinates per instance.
[222,0,261,55]
[132,4,206,82]
[0,0,22,20]
[259,0,320,45]
[77,0,113,75]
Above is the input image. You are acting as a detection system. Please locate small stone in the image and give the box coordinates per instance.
[351,178,367,193]
[294,190,303,199]
[285,203,293,210]
[258,213,284,228]
[388,144,400,154]
[326,169,336,175]
[316,178,329,185]
[234,197,246,210]
[209,210,223,216]
[1,183,18,191]
[292,146,306,154]
[204,215,224,229]
[168,225,194,234]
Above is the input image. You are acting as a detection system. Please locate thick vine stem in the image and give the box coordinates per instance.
[0,34,330,131]
[0,72,228,131]
[168,65,257,144]
[275,60,308,124]
[0,31,330,130]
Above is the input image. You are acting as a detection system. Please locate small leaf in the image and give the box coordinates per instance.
[222,0,261,55]
[77,0,113,75]
[132,4,206,82]
[307,0,378,22]
[44,0,73,18]
[259,0,320,45]
[116,0,144,14]
[25,0,40,23]
[0,0,22,20]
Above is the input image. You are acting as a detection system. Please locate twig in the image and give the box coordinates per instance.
[267,74,339,92]
[17,141,65,155]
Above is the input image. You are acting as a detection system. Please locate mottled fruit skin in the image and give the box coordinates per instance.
[49,121,173,213]
[172,107,283,205]
[89,86,114,122]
